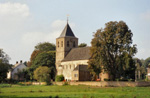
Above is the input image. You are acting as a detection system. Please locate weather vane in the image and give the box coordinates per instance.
[67,14,69,23]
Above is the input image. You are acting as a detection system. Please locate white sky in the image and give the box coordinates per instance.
[0,0,150,64]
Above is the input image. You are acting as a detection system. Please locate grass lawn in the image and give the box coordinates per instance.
[0,84,150,98]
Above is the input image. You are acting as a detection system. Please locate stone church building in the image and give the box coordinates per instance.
[56,22,109,81]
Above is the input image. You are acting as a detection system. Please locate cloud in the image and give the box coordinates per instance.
[141,10,150,21]
[0,2,30,18]
[0,2,31,35]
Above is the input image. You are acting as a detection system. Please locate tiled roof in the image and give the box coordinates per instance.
[59,23,76,38]
[62,47,91,62]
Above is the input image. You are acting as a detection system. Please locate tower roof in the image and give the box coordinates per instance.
[59,23,75,38]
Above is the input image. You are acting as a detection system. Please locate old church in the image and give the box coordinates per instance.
[56,22,108,81]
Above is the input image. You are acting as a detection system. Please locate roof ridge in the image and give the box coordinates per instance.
[71,46,90,49]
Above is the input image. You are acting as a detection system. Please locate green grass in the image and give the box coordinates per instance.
[0,84,150,98]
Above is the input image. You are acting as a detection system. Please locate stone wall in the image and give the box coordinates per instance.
[54,81,150,87]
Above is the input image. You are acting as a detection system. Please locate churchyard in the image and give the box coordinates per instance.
[0,83,150,98]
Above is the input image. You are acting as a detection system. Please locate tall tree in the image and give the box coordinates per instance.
[88,21,137,80]
[27,42,55,67]
[27,42,56,80]
[0,49,10,64]
[35,42,55,51]
[32,51,56,80]
[0,49,11,82]
[134,58,146,79]
[144,57,150,68]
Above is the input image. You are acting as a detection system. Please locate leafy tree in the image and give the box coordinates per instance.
[144,57,150,68]
[0,60,10,82]
[27,42,55,67]
[32,51,56,80]
[35,42,55,51]
[78,43,87,47]
[26,68,34,81]
[34,66,51,84]
[0,49,11,82]
[88,21,137,80]
[134,58,146,79]
[0,49,10,64]
[27,42,56,81]
[27,50,41,67]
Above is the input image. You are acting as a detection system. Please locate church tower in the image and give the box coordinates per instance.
[56,22,78,75]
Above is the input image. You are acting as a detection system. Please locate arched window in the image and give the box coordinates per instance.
[73,41,76,47]
[61,41,63,47]
[67,41,69,47]
[58,41,59,47]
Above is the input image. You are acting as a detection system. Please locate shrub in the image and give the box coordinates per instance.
[145,76,149,81]
[34,66,51,82]
[128,79,134,82]
[55,75,64,82]
[104,78,110,81]
[119,78,128,81]
[63,82,69,86]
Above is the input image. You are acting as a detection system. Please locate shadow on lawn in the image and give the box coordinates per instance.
[0,95,60,98]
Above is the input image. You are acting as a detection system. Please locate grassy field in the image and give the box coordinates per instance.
[0,84,150,98]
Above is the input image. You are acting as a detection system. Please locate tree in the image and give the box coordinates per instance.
[34,66,51,84]
[27,42,55,67]
[27,50,41,67]
[78,43,87,47]
[0,49,10,64]
[27,42,56,81]
[0,60,10,82]
[144,57,150,68]
[88,21,137,80]
[0,49,11,82]
[35,42,55,51]
[32,51,56,80]
[134,58,146,79]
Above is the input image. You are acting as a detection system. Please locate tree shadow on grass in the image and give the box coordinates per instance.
[0,95,60,98]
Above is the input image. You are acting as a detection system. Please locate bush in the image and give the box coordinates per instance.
[145,76,149,81]
[55,75,64,82]
[34,66,51,82]
[128,79,134,82]
[104,78,110,81]
[63,82,69,86]
[119,78,128,81]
